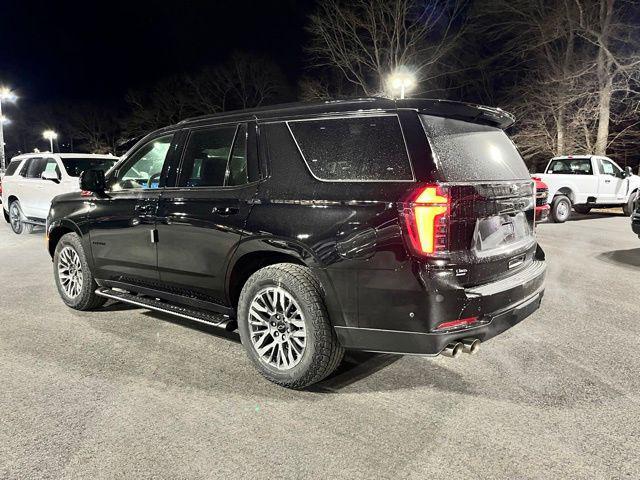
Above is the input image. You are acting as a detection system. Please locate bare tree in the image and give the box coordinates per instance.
[306,0,468,96]
[575,0,640,155]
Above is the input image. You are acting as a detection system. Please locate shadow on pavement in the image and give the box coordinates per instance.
[567,211,626,222]
[310,352,403,393]
[597,248,640,269]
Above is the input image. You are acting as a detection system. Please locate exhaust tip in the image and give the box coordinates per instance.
[441,342,463,358]
[461,338,481,355]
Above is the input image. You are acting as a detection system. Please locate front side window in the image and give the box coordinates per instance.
[288,116,413,181]
[547,158,593,175]
[179,125,238,187]
[112,135,174,190]
[599,159,621,176]
[42,159,60,179]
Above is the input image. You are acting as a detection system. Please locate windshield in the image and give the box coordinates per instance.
[60,157,118,177]
[420,115,530,182]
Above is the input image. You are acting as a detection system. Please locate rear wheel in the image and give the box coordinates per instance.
[53,232,106,310]
[622,191,638,216]
[9,201,34,234]
[550,195,571,223]
[237,263,344,389]
[573,205,591,215]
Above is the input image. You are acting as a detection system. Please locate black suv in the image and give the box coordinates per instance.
[47,98,546,388]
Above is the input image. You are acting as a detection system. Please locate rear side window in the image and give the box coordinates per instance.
[287,116,413,181]
[420,115,530,181]
[179,125,243,187]
[24,158,46,179]
[4,160,21,176]
[547,158,593,175]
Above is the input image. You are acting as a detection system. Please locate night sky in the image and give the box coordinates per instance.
[0,0,316,103]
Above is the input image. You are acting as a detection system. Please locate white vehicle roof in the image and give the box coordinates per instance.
[10,153,118,161]
[550,155,611,161]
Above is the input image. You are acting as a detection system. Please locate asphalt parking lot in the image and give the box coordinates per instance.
[1,213,639,479]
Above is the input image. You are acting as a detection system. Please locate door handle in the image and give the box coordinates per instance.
[604,180,611,184]
[213,206,239,216]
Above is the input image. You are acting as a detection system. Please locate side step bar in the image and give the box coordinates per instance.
[95,287,237,331]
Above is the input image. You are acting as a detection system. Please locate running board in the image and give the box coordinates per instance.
[95,287,237,331]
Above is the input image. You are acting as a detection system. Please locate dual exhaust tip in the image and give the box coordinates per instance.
[441,338,480,358]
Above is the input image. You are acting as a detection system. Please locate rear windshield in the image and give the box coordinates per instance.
[420,115,530,182]
[546,158,592,175]
[3,160,21,176]
[288,115,413,181]
[61,157,118,177]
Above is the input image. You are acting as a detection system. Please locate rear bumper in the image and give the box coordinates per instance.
[335,255,546,355]
[335,289,543,355]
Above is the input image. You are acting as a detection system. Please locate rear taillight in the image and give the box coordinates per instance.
[432,316,479,332]
[401,184,450,255]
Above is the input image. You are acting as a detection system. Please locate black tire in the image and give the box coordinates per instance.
[53,232,106,311]
[622,191,638,216]
[573,205,591,215]
[237,263,344,389]
[550,195,571,223]
[8,200,34,234]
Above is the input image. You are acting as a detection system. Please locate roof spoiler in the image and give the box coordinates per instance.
[397,99,515,129]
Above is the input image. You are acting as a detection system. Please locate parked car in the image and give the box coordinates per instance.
[533,177,550,222]
[535,155,640,223]
[632,202,640,239]
[46,98,546,389]
[2,153,118,234]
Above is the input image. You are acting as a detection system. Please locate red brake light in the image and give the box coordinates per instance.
[402,184,450,255]
[434,316,479,332]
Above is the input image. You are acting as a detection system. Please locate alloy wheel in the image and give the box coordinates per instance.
[9,203,22,233]
[57,246,84,298]
[248,287,307,370]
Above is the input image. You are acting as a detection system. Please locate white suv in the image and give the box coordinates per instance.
[1,153,118,234]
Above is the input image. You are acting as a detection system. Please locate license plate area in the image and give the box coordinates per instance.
[471,212,533,258]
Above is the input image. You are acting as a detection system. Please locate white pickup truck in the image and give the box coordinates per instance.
[535,155,640,223]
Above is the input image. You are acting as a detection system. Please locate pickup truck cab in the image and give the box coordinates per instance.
[536,155,640,222]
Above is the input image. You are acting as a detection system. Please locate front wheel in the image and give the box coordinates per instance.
[550,195,571,223]
[622,191,638,216]
[53,232,106,310]
[237,263,344,389]
[9,201,34,234]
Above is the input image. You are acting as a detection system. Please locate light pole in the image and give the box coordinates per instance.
[388,71,417,100]
[0,86,17,171]
[43,130,58,153]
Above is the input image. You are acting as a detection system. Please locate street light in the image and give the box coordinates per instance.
[387,70,417,99]
[0,86,17,171]
[43,129,58,153]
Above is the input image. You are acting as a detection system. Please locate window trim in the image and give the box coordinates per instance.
[174,122,254,190]
[285,114,416,183]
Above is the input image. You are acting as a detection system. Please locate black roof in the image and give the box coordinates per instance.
[175,97,516,129]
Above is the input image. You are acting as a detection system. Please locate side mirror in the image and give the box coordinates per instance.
[41,171,60,183]
[79,169,106,194]
[625,166,633,178]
